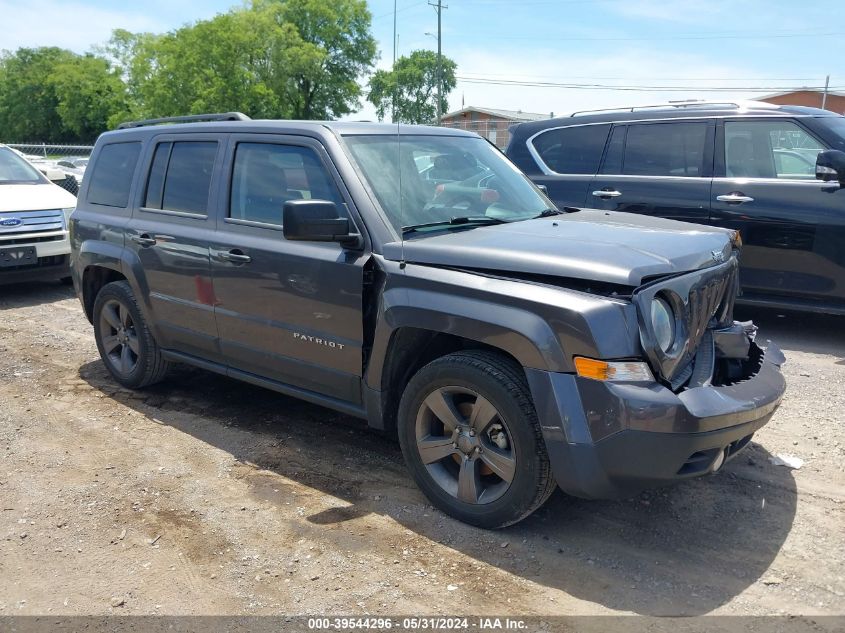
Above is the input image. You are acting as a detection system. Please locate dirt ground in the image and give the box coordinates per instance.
[1,282,844,619]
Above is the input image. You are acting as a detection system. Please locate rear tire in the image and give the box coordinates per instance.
[397,350,555,529]
[92,280,169,389]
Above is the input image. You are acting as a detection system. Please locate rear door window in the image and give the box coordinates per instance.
[87,142,142,207]
[144,141,218,215]
[229,142,344,226]
[531,124,610,174]
[623,122,708,177]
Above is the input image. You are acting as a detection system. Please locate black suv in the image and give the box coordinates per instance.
[70,113,785,528]
[506,101,845,315]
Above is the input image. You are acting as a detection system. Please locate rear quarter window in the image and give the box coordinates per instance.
[87,142,142,207]
[531,124,610,174]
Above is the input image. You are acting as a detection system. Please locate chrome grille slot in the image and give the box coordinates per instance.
[686,275,731,359]
[0,209,65,237]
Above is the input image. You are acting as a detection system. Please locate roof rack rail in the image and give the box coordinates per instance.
[117,112,251,129]
[569,100,766,117]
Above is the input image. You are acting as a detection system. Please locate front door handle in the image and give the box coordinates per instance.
[592,189,622,199]
[218,249,251,264]
[716,193,754,204]
[130,234,156,247]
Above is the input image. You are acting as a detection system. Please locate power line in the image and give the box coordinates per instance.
[467,31,843,42]
[372,0,426,21]
[455,76,845,92]
[460,72,831,82]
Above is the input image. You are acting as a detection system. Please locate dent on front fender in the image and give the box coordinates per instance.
[365,261,642,389]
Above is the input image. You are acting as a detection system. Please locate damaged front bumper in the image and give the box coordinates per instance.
[525,339,786,499]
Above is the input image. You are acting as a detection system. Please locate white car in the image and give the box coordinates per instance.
[0,143,76,284]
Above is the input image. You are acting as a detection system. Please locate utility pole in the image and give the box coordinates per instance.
[428,0,447,125]
[822,74,830,110]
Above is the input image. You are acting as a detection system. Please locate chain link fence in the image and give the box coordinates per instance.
[3,143,94,196]
[4,143,94,159]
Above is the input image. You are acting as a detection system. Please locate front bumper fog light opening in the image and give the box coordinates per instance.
[710,448,728,473]
[574,357,654,382]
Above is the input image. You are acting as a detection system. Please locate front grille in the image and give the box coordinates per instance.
[634,258,740,388]
[0,209,65,235]
[0,234,65,245]
[687,275,733,353]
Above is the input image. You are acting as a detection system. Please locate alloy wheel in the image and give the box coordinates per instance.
[98,298,140,377]
[414,386,516,505]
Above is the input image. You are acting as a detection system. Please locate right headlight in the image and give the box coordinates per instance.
[651,296,675,353]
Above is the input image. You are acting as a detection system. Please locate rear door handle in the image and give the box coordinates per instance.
[592,189,622,199]
[716,193,754,204]
[130,234,156,247]
[218,249,251,264]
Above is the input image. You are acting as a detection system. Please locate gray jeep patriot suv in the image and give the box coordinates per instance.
[70,113,786,528]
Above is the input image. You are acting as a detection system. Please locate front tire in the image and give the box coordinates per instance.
[397,350,555,529]
[92,280,169,389]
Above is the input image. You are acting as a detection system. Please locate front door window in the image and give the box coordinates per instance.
[724,120,825,180]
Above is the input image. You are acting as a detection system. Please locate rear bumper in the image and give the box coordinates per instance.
[526,344,786,499]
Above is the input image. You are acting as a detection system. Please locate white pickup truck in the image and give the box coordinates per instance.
[0,143,76,284]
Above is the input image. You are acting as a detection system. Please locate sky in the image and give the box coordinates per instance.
[1,0,842,120]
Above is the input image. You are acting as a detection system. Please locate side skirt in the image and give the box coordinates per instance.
[160,349,368,420]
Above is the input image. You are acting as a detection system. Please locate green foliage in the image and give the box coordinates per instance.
[262,0,378,119]
[367,50,457,124]
[0,47,128,142]
[52,55,129,139]
[0,1,378,141]
[118,0,377,121]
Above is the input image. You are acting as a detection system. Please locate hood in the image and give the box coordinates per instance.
[384,209,735,287]
[0,183,77,213]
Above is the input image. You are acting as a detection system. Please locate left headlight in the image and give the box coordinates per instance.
[61,207,75,230]
[651,296,675,353]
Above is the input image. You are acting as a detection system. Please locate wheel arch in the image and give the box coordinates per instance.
[364,289,566,434]
[76,240,153,329]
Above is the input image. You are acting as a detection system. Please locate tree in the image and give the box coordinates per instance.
[367,50,457,124]
[114,0,377,121]
[261,0,377,119]
[0,47,127,142]
[51,55,129,138]
[0,47,74,141]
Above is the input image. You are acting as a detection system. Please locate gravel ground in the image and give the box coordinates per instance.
[0,282,843,620]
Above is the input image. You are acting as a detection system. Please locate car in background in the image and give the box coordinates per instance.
[9,148,81,196]
[506,101,845,315]
[0,143,76,284]
[56,157,88,184]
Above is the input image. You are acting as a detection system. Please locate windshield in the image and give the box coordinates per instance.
[342,134,553,234]
[821,116,845,152]
[0,147,45,184]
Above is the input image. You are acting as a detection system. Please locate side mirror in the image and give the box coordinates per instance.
[816,149,845,186]
[536,183,548,194]
[283,199,361,248]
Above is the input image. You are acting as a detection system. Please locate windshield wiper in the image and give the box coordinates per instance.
[534,208,566,218]
[402,216,509,234]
